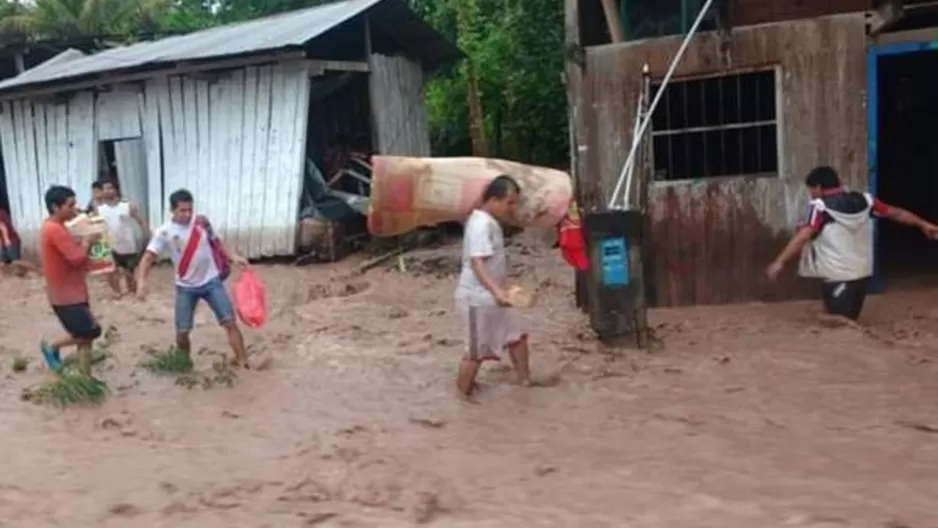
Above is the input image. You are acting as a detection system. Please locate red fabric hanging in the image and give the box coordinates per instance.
[557,202,588,271]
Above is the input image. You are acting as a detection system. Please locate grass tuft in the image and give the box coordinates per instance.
[12,356,28,373]
[140,346,194,374]
[23,371,109,407]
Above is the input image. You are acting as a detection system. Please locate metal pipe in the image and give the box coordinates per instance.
[609,0,716,209]
[608,92,643,208]
[622,64,652,210]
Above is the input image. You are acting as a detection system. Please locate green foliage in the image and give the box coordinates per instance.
[162,0,569,166]
[0,0,170,42]
[27,373,109,407]
[140,346,195,374]
[412,0,567,166]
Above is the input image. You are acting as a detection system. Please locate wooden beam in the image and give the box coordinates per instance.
[2,51,307,102]
[305,59,370,76]
[869,0,905,36]
[566,0,590,311]
[600,0,625,42]
[874,25,938,44]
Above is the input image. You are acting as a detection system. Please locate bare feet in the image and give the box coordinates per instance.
[456,388,478,404]
[228,356,251,369]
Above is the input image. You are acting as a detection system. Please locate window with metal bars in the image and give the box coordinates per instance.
[650,69,779,182]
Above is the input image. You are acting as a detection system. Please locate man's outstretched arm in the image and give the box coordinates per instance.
[874,199,938,237]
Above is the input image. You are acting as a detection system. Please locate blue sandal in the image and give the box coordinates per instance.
[40,341,62,373]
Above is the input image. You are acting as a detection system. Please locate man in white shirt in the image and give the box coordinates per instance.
[455,175,531,399]
[135,189,250,368]
[97,178,149,298]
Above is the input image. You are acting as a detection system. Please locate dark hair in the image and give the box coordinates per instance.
[91,180,104,190]
[482,175,521,202]
[804,166,841,190]
[45,185,76,214]
[169,189,194,210]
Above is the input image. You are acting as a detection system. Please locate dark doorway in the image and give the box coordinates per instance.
[876,48,938,284]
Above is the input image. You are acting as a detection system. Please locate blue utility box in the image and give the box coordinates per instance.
[582,209,647,346]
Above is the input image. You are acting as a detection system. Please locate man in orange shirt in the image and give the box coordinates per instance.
[38,185,101,376]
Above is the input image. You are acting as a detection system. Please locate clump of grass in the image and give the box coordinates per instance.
[23,372,109,407]
[140,346,194,374]
[12,356,28,373]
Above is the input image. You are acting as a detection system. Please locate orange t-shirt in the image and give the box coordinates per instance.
[39,219,89,306]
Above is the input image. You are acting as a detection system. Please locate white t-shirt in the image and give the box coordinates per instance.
[146,218,219,288]
[97,201,137,254]
[455,209,507,306]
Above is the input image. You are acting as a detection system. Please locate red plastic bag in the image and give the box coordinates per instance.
[559,224,588,271]
[557,202,588,271]
[233,269,267,328]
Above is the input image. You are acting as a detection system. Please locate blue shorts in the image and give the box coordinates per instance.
[1,242,21,263]
[174,277,235,333]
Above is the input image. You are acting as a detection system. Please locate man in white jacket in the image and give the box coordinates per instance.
[767,166,938,320]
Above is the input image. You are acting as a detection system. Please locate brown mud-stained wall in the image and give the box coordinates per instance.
[572,14,868,307]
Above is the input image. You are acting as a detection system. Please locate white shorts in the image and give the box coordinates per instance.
[457,301,526,361]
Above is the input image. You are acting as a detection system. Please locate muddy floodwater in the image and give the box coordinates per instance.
[0,235,936,527]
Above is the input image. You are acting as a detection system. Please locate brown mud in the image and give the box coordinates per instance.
[0,234,936,527]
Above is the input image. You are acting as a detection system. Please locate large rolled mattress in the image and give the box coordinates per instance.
[367,156,573,237]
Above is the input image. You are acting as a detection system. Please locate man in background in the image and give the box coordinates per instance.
[97,178,149,298]
[38,185,102,375]
[86,180,103,214]
[0,206,28,275]
[767,165,938,321]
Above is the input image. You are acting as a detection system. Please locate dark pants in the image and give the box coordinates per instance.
[821,278,868,321]
[113,252,140,271]
[52,303,102,340]
[1,242,21,263]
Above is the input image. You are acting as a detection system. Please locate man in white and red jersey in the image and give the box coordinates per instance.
[767,166,938,320]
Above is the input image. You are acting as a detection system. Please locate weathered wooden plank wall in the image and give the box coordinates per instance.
[574,13,868,307]
[143,60,311,258]
[96,89,142,141]
[0,92,97,253]
[368,53,432,156]
[0,60,311,259]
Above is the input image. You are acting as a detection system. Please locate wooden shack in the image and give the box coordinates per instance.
[567,0,938,307]
[0,0,462,259]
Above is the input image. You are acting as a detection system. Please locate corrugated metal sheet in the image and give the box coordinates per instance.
[572,13,868,307]
[368,53,431,156]
[0,0,462,95]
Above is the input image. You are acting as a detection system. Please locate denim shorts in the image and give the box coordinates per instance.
[175,277,235,333]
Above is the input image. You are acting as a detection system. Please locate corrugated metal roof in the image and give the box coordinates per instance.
[0,0,461,94]
[22,48,85,77]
